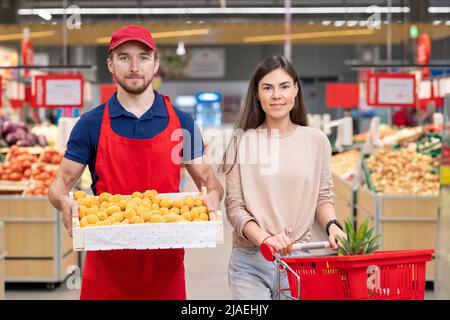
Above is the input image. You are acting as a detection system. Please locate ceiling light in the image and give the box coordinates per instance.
[37,9,52,21]
[428,7,450,13]
[17,6,410,16]
[346,20,358,27]
[334,21,346,27]
[322,21,332,26]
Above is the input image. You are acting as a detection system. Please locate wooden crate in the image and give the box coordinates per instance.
[332,173,355,224]
[435,187,450,299]
[0,196,80,284]
[72,191,224,251]
[355,187,438,281]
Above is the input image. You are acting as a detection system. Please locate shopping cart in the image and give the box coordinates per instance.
[260,241,434,300]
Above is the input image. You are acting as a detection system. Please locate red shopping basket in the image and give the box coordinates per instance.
[281,249,434,300]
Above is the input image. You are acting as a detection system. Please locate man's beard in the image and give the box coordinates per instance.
[116,75,153,95]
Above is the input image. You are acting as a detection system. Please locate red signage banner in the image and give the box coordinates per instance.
[416,34,431,78]
[21,37,33,78]
[325,83,359,108]
[33,74,84,108]
[366,73,416,107]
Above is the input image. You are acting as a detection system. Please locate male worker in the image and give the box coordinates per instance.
[48,25,223,300]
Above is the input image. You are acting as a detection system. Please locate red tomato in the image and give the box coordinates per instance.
[51,154,62,164]
[21,160,32,169]
[9,172,22,181]
[24,169,32,178]
[44,178,53,188]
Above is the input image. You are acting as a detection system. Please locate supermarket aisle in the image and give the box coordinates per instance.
[181,163,233,299]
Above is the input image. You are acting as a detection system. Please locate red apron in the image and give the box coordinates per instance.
[80,95,186,300]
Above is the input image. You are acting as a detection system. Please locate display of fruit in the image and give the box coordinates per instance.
[41,149,63,164]
[31,163,57,186]
[31,124,58,148]
[74,190,211,227]
[0,115,48,147]
[24,180,50,196]
[331,149,360,179]
[382,126,423,146]
[353,124,396,143]
[21,163,57,196]
[365,148,439,195]
[0,146,39,181]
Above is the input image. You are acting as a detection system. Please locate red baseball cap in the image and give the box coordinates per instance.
[108,25,156,54]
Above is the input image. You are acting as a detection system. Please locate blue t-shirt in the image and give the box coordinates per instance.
[65,90,204,194]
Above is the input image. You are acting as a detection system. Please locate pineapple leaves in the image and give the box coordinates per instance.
[337,217,381,256]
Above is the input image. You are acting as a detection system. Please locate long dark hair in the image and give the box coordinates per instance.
[220,55,309,174]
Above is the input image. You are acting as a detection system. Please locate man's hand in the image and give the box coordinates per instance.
[328,224,347,250]
[60,195,79,237]
[203,190,220,212]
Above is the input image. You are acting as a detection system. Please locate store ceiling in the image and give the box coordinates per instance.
[0,0,448,46]
[1,21,449,46]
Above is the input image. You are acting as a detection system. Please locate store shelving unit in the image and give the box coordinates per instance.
[332,173,356,225]
[0,222,5,299]
[435,187,450,298]
[355,186,438,281]
[0,196,79,288]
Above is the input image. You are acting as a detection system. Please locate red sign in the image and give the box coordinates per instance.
[325,83,359,108]
[366,73,416,107]
[21,38,34,78]
[33,74,84,108]
[416,34,431,78]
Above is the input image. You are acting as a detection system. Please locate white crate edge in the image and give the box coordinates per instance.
[72,191,223,251]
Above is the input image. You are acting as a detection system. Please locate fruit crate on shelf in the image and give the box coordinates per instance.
[0,222,5,300]
[0,196,79,286]
[354,186,438,282]
[360,153,380,194]
[332,173,356,225]
[72,191,224,251]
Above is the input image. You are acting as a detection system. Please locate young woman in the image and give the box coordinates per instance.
[222,55,346,300]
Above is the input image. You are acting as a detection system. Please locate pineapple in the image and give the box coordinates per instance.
[337,217,380,256]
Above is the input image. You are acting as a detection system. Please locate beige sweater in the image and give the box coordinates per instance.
[225,126,334,248]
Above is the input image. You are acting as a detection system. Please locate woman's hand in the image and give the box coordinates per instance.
[261,233,295,256]
[328,224,347,250]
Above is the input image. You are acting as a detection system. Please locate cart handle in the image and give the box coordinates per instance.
[260,241,331,262]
